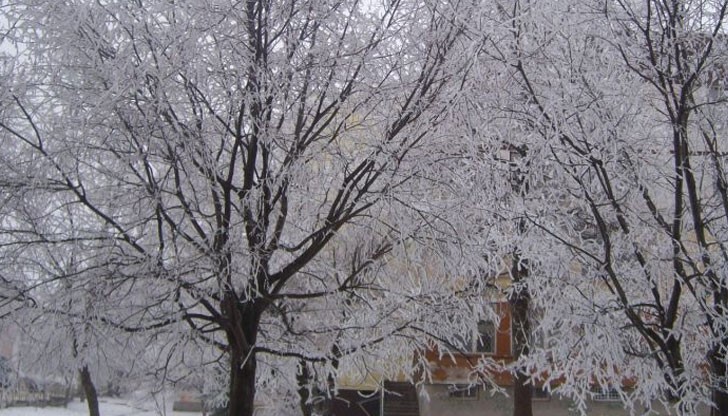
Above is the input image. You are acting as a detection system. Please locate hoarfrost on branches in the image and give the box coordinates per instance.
[0,1,496,415]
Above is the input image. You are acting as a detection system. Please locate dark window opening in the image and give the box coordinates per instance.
[448,384,478,400]
[532,385,550,400]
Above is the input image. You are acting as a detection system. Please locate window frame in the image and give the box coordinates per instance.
[447,384,478,400]
[531,385,551,401]
[591,386,621,402]
[474,320,496,354]
[453,319,497,354]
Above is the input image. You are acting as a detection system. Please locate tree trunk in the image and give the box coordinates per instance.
[78,365,100,416]
[710,306,728,416]
[711,370,728,416]
[511,288,532,416]
[224,296,264,416]
[511,250,532,416]
[296,352,339,416]
[513,371,533,416]
[227,348,257,416]
[297,361,315,416]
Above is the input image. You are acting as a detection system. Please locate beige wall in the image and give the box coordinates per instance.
[418,385,710,416]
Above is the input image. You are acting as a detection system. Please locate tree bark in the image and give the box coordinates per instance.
[510,249,532,416]
[711,358,728,416]
[712,389,728,416]
[78,365,100,416]
[511,288,532,416]
[297,361,315,416]
[227,351,257,416]
[710,294,728,416]
[296,351,340,416]
[513,372,533,416]
[224,295,264,416]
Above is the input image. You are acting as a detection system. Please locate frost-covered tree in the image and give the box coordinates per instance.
[465,0,728,414]
[0,1,485,415]
[0,202,171,416]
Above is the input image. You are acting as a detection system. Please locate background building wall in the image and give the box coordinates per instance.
[417,385,710,416]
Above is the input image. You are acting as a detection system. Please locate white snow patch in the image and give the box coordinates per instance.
[0,398,203,416]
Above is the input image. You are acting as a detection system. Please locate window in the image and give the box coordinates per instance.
[532,385,550,400]
[453,320,496,353]
[448,384,478,400]
[591,386,620,401]
[475,321,495,353]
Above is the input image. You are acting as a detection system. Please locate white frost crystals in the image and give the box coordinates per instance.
[2,1,728,416]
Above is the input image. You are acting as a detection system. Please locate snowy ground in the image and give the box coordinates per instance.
[0,397,204,416]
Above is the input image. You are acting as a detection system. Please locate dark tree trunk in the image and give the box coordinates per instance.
[296,359,337,416]
[297,361,315,416]
[710,293,728,416]
[224,295,264,416]
[227,351,257,416]
[711,362,728,416]
[513,372,533,416]
[510,250,532,416]
[511,288,532,416]
[79,365,100,416]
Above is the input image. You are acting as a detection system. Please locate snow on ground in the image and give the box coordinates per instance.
[0,397,204,416]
